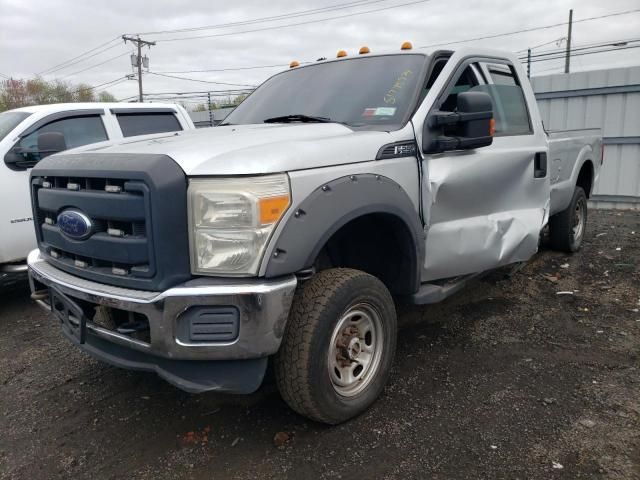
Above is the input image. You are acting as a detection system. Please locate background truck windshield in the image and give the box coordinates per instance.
[0,111,31,142]
[223,54,427,129]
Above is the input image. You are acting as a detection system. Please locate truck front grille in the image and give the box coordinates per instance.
[33,176,154,282]
[30,152,192,291]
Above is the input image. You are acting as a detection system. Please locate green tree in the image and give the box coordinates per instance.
[0,76,119,112]
[231,94,248,106]
[97,91,117,102]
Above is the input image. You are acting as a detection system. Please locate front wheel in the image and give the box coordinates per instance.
[274,268,397,424]
[549,186,588,253]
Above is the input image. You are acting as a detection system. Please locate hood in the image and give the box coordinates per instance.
[69,123,396,176]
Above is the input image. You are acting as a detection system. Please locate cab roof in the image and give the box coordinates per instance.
[8,102,182,115]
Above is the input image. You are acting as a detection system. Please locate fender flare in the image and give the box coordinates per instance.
[263,174,424,293]
[570,144,594,194]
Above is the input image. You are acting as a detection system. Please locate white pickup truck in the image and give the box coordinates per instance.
[27,46,601,424]
[0,102,194,274]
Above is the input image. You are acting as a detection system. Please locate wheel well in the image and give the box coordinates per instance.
[577,161,594,198]
[313,213,419,296]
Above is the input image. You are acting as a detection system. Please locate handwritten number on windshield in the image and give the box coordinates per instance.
[384,70,413,105]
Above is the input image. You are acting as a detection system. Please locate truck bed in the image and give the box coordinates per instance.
[547,128,602,216]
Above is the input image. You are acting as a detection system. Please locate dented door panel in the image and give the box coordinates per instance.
[422,135,550,281]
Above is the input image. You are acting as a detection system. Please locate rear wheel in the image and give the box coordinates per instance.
[549,186,587,252]
[274,268,397,424]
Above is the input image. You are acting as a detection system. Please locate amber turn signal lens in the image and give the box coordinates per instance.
[489,118,496,136]
[401,41,413,50]
[259,195,290,225]
[336,49,348,58]
[359,46,370,54]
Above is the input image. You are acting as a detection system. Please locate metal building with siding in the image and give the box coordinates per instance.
[532,66,640,209]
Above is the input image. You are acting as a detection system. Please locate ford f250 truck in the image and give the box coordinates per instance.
[0,102,194,275]
[27,45,601,424]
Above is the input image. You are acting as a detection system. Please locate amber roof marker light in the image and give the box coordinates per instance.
[359,46,370,54]
[401,41,413,50]
[289,60,300,68]
[336,49,348,58]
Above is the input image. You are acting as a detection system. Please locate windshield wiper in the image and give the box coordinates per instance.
[263,114,333,124]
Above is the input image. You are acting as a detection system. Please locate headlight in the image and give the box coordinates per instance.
[188,174,290,275]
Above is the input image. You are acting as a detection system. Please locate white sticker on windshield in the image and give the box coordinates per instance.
[375,107,396,116]
[362,107,397,117]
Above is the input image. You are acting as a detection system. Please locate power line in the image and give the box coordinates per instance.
[153,8,640,79]
[38,1,393,78]
[117,88,253,101]
[135,88,253,95]
[526,44,640,64]
[93,77,131,94]
[155,0,432,42]
[140,91,254,99]
[517,37,566,53]
[131,0,390,36]
[519,39,640,60]
[59,51,130,79]
[39,38,122,75]
[146,71,257,87]
[417,7,640,49]
[72,75,130,93]
[155,62,309,74]
[524,36,640,56]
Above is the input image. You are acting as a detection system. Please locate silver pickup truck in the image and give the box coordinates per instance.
[27,45,601,424]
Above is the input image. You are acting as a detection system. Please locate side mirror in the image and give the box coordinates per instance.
[422,91,494,154]
[37,131,67,159]
[4,149,25,170]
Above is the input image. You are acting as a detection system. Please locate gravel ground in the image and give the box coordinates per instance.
[0,209,638,480]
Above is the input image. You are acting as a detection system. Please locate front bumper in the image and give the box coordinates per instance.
[27,249,297,393]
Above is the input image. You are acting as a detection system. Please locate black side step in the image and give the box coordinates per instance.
[405,273,482,305]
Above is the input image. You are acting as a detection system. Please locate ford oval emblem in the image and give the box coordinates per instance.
[57,210,93,240]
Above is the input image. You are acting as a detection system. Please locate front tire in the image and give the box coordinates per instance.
[274,268,397,424]
[549,186,588,253]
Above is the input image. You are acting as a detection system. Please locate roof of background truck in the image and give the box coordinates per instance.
[8,102,182,114]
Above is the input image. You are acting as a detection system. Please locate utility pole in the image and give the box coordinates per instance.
[564,9,573,74]
[207,92,213,126]
[122,35,155,102]
[527,48,531,78]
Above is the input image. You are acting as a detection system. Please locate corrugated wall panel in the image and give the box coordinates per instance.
[532,65,640,209]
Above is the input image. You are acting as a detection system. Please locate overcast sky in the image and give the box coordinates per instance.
[1,0,639,107]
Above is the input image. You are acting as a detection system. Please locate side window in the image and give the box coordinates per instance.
[473,62,532,136]
[17,115,107,163]
[439,66,479,112]
[488,67,517,86]
[116,112,182,137]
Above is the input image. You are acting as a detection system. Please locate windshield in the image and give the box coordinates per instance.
[223,54,427,129]
[0,111,31,142]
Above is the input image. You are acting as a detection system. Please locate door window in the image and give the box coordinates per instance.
[439,66,479,112]
[116,112,182,137]
[473,62,532,136]
[487,66,518,86]
[17,114,107,163]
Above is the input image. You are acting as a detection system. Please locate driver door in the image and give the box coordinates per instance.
[421,59,549,281]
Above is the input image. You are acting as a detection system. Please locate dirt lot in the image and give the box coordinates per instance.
[0,209,638,480]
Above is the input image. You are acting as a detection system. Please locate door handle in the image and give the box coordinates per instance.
[534,152,547,178]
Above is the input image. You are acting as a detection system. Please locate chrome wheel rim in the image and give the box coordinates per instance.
[572,197,586,245]
[328,303,384,397]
